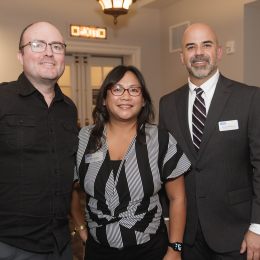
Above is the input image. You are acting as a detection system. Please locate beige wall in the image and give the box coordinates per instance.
[1,0,259,120]
[244,2,260,87]
[0,0,161,120]
[160,0,254,97]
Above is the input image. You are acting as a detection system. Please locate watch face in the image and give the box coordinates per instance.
[175,243,182,251]
[169,242,182,252]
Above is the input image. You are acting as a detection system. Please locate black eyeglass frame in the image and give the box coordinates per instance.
[108,85,143,97]
[20,41,67,54]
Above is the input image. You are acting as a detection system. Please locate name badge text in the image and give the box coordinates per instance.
[85,152,103,163]
[219,120,239,131]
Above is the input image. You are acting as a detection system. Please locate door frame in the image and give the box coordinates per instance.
[65,40,141,69]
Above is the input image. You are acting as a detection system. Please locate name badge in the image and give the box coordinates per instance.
[85,152,103,163]
[219,120,239,131]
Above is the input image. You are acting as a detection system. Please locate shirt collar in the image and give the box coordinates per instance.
[188,69,220,98]
[17,72,69,105]
[17,72,37,96]
[54,83,65,102]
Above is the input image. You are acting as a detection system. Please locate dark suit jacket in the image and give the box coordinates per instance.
[159,74,260,253]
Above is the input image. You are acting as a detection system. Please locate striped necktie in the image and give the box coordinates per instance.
[192,88,206,153]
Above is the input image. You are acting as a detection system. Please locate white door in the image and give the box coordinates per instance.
[58,55,122,127]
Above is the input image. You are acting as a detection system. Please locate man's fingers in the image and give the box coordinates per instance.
[247,248,253,260]
[252,251,260,260]
[241,239,247,254]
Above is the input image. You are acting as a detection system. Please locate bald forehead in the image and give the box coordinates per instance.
[182,23,218,48]
[23,22,64,44]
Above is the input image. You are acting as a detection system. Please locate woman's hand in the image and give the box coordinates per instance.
[163,247,182,260]
[69,182,88,243]
[164,175,186,260]
[79,228,88,243]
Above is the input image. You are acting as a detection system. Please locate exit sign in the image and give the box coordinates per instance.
[70,25,107,39]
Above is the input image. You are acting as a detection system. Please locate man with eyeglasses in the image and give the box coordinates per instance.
[0,22,78,260]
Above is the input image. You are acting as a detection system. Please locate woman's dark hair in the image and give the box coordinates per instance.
[91,65,155,151]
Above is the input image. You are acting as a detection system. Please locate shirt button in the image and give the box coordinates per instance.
[50,128,53,132]
[19,120,23,124]
[52,148,54,152]
[55,169,57,173]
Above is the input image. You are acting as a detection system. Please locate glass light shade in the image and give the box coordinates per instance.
[100,0,112,9]
[123,0,133,9]
[98,1,105,10]
[113,0,123,8]
[97,0,136,25]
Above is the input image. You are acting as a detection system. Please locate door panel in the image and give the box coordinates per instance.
[59,55,122,127]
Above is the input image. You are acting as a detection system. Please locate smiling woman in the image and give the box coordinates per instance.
[91,65,154,151]
[69,65,191,260]
[102,71,145,134]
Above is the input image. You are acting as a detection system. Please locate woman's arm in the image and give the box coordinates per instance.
[163,175,186,260]
[69,181,88,242]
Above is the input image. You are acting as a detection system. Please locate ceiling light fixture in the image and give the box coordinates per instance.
[97,0,137,25]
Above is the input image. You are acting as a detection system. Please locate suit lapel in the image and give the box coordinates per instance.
[176,84,197,161]
[197,74,234,161]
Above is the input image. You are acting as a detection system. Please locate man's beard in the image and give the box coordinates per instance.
[186,54,218,79]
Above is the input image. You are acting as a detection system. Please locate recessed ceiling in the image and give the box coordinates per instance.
[138,0,181,9]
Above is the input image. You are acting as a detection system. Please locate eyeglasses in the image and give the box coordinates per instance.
[20,41,66,54]
[109,85,142,97]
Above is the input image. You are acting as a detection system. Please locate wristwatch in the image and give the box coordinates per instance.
[168,242,183,252]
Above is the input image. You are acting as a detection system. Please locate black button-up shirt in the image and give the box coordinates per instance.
[0,73,78,253]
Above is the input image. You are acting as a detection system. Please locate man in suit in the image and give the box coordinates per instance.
[159,23,260,259]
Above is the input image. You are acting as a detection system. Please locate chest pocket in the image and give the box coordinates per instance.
[5,115,35,149]
[62,122,79,152]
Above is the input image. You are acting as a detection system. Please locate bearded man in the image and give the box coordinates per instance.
[159,23,260,260]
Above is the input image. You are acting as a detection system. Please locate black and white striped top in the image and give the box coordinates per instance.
[74,124,190,248]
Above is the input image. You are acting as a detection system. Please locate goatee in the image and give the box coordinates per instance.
[186,55,218,79]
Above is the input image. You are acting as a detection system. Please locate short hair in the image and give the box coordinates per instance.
[19,23,37,55]
[91,65,155,151]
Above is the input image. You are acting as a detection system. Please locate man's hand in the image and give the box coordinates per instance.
[240,230,260,259]
[163,247,182,260]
